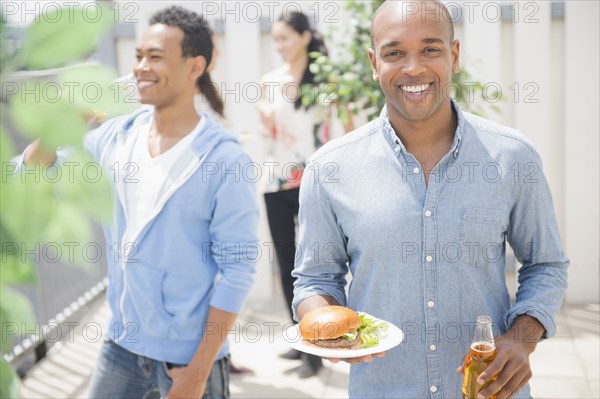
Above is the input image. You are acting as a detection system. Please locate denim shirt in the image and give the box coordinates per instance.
[292,102,569,399]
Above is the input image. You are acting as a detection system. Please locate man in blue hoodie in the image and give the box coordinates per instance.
[23,6,259,399]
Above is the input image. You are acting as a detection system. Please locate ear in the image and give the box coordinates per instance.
[189,55,207,81]
[451,39,460,73]
[368,48,379,81]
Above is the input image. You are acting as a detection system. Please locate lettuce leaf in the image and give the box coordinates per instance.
[358,312,390,348]
[342,330,359,341]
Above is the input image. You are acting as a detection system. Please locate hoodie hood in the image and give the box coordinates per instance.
[118,107,239,159]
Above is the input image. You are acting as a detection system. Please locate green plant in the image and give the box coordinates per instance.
[1,3,128,396]
[301,0,501,124]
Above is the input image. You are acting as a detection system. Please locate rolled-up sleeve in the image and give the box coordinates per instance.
[208,153,260,314]
[505,149,569,339]
[291,159,350,321]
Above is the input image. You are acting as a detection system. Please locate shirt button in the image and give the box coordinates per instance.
[427,300,435,308]
[413,167,420,174]
[430,385,438,393]
[424,210,432,217]
[429,344,437,351]
[426,255,433,262]
[394,145,400,152]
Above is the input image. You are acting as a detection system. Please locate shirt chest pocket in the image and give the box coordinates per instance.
[459,207,507,267]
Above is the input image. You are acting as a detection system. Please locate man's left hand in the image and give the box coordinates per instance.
[458,315,544,399]
[166,365,207,399]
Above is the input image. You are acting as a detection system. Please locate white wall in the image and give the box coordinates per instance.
[455,0,599,302]
[564,1,600,303]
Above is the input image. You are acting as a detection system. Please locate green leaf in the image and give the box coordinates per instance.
[57,65,128,118]
[55,152,112,222]
[338,85,352,98]
[0,127,15,165]
[0,174,54,249]
[20,4,113,69]
[0,16,11,74]
[0,359,21,399]
[0,285,37,353]
[40,205,94,268]
[9,80,88,149]
[339,110,349,126]
[0,254,35,286]
[342,330,359,341]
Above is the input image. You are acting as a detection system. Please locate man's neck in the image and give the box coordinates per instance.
[388,102,457,153]
[388,102,458,186]
[150,102,201,139]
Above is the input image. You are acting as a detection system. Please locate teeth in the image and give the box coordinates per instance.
[137,80,156,89]
[401,83,430,93]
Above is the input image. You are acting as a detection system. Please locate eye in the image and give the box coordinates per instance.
[135,55,142,61]
[424,47,440,53]
[150,55,161,60]
[384,50,401,58]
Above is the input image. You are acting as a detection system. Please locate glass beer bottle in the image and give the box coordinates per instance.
[462,315,498,399]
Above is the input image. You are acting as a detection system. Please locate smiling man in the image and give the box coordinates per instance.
[292,1,568,398]
[23,6,258,399]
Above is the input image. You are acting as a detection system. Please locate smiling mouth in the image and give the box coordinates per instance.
[399,83,432,94]
[137,80,158,90]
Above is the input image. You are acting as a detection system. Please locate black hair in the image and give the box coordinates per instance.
[197,73,225,117]
[149,6,213,68]
[278,11,327,109]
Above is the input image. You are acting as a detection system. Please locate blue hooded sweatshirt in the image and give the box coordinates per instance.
[70,108,259,363]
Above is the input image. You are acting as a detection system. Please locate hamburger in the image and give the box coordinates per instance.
[299,306,362,349]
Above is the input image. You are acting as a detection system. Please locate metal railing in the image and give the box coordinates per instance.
[5,228,108,376]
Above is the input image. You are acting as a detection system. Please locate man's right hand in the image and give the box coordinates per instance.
[23,139,57,165]
[296,295,340,320]
[327,352,386,365]
[22,110,105,166]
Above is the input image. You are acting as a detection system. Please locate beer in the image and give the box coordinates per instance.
[462,316,498,399]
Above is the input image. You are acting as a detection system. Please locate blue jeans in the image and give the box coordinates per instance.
[88,339,230,399]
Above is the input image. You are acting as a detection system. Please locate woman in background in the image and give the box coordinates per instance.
[258,11,346,379]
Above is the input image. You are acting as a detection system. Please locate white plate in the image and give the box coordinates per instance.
[285,318,404,359]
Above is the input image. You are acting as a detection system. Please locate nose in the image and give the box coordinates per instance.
[402,54,426,76]
[134,57,149,74]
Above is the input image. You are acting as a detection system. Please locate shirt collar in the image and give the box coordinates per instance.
[379,99,465,158]
[450,99,465,158]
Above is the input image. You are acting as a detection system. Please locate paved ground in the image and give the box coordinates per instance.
[18,294,600,398]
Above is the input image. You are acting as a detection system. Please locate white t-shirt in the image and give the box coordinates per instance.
[122,118,205,246]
